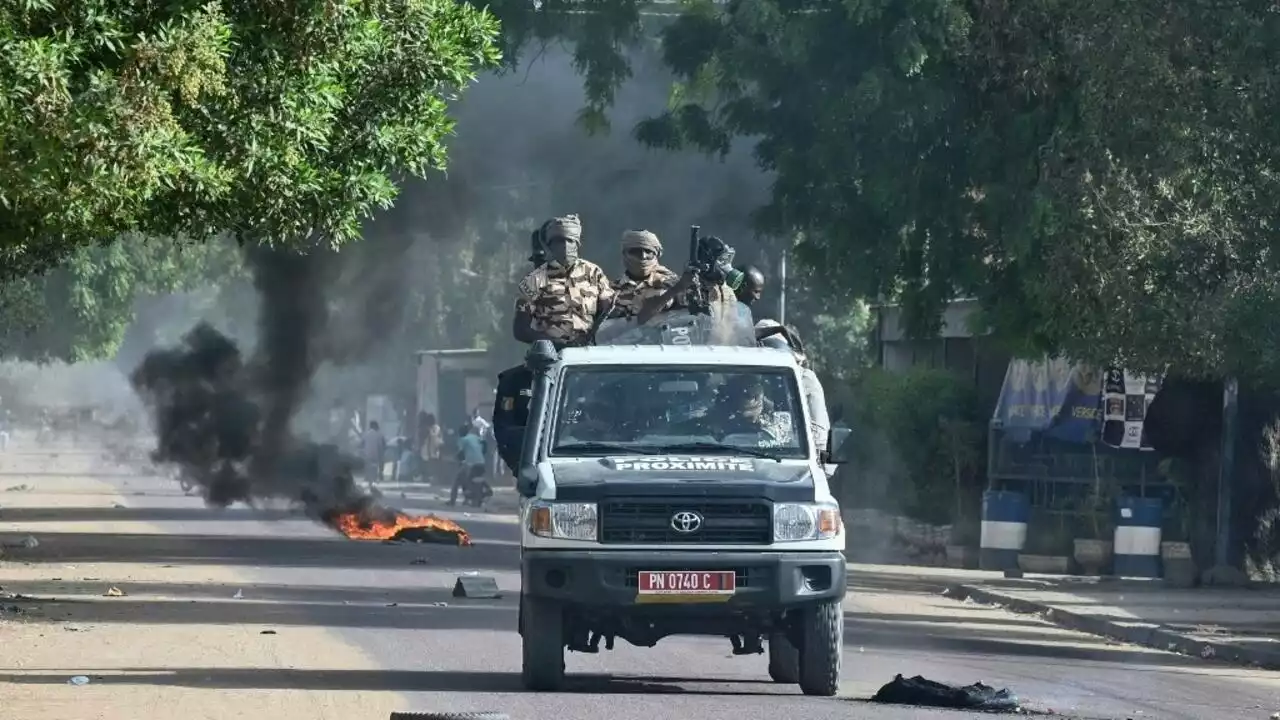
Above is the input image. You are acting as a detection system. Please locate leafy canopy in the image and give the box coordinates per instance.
[618,0,1280,380]
[0,0,501,277]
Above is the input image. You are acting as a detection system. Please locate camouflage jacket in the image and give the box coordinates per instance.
[609,265,679,317]
[514,260,614,345]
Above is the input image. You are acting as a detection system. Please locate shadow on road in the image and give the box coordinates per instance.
[3,529,520,570]
[0,668,790,695]
[2,580,1204,669]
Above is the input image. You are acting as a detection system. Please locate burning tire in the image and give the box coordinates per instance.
[519,593,565,691]
[767,631,800,684]
[798,599,842,697]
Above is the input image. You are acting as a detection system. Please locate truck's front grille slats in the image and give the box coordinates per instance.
[599,498,772,545]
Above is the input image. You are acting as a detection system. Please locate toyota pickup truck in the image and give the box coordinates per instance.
[514,310,849,695]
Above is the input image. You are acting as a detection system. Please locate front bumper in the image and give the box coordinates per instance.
[522,549,846,610]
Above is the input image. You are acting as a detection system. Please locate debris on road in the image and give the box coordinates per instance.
[410,557,429,565]
[453,575,502,599]
[68,676,90,686]
[4,484,31,492]
[232,589,244,599]
[103,587,126,597]
[871,674,1020,712]
[260,630,277,635]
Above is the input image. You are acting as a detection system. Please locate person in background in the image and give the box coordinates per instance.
[362,421,386,484]
[452,422,491,506]
[420,413,442,485]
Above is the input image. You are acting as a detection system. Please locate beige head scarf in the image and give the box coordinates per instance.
[622,229,661,276]
[545,215,583,243]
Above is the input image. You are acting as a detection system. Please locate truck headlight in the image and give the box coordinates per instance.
[773,503,842,542]
[528,502,598,541]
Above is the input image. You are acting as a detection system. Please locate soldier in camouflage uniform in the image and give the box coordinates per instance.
[635,259,739,325]
[609,230,678,318]
[511,214,614,347]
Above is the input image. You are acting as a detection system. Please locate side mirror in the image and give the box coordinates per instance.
[822,426,852,464]
[516,468,538,498]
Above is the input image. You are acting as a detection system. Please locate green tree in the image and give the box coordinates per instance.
[1,0,501,278]
[0,233,244,361]
[627,0,1280,381]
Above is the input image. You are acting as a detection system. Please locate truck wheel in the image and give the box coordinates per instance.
[520,594,566,691]
[797,600,843,697]
[767,632,799,683]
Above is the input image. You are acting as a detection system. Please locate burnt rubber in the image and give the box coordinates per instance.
[520,593,566,691]
[798,599,842,696]
[767,631,800,683]
[389,707,509,712]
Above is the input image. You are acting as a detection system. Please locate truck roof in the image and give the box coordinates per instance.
[558,344,798,368]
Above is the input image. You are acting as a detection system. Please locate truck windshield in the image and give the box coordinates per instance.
[550,365,810,459]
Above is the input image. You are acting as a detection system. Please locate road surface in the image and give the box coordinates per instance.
[0,445,1277,720]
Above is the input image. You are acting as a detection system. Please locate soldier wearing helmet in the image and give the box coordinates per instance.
[512,214,614,347]
[609,230,679,319]
[756,319,830,452]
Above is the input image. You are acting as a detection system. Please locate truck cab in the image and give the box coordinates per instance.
[514,309,849,695]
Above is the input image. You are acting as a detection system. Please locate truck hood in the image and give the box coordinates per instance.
[547,455,813,486]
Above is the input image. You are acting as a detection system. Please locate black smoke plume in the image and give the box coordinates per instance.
[129,244,388,528]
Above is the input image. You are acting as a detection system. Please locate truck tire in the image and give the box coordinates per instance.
[520,593,565,691]
[766,632,799,683]
[797,600,842,696]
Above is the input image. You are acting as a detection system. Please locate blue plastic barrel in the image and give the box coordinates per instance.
[1113,497,1162,578]
[980,490,1029,570]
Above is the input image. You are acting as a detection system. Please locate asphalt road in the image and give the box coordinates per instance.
[5,465,1279,720]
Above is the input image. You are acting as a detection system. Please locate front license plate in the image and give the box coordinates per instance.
[636,570,736,603]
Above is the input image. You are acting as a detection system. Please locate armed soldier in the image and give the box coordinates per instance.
[635,234,740,325]
[511,214,614,348]
[609,230,679,318]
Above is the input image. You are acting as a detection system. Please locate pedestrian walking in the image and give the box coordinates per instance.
[362,421,386,484]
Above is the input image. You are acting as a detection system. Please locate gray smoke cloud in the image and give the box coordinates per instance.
[126,43,771,523]
[128,245,394,528]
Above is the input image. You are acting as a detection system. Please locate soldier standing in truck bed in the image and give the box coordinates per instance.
[511,214,614,348]
[610,229,678,319]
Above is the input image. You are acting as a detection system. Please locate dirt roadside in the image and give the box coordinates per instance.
[0,443,409,720]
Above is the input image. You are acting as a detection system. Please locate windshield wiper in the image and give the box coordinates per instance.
[554,442,659,456]
[656,441,784,462]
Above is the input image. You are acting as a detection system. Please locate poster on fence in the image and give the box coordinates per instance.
[1100,368,1161,451]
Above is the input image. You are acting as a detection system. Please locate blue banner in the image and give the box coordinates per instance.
[994,358,1102,444]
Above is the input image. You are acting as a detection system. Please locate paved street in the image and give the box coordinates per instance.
[1,444,1278,720]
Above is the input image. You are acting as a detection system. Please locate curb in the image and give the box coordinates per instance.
[945,583,1280,671]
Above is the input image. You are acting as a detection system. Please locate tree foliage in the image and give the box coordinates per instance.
[0,233,244,361]
[623,0,1280,381]
[0,0,501,277]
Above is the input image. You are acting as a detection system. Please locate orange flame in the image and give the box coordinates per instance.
[334,510,472,547]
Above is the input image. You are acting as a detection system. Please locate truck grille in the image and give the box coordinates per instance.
[599,498,772,545]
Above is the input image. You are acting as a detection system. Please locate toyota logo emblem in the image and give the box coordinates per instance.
[670,511,703,533]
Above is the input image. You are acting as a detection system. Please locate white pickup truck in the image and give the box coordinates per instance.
[512,309,850,695]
